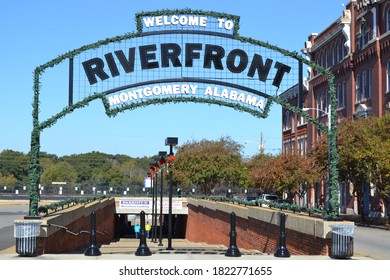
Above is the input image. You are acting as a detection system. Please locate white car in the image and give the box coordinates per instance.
[259,194,279,202]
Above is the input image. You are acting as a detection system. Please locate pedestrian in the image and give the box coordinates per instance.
[134,223,140,239]
[145,221,151,238]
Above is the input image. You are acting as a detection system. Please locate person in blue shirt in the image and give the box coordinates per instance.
[134,224,141,239]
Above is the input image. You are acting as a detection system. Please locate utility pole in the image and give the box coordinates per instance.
[259,132,265,154]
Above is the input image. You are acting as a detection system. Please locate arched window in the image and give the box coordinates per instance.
[386,8,390,32]
[283,110,291,131]
[324,49,329,68]
[331,44,336,66]
[336,41,341,62]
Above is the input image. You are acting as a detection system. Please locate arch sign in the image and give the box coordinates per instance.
[29,9,339,218]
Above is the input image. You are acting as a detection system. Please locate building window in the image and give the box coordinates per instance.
[361,25,371,47]
[298,110,307,126]
[331,45,336,66]
[387,9,390,32]
[322,91,328,114]
[361,25,366,47]
[291,112,295,133]
[356,74,361,102]
[324,49,329,68]
[283,110,290,131]
[317,93,321,116]
[291,139,295,154]
[298,136,307,157]
[387,61,390,93]
[283,140,290,154]
[362,71,367,100]
[337,83,343,109]
[337,41,341,62]
[342,81,346,108]
[368,69,372,99]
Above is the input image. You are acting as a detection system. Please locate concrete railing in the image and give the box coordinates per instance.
[186,198,354,255]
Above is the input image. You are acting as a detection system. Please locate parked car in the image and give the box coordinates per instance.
[258,194,279,202]
[245,196,257,202]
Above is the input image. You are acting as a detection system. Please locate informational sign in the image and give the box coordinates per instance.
[119,199,182,210]
[144,176,152,189]
[119,199,151,209]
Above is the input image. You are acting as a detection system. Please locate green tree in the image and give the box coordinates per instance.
[41,161,77,185]
[0,173,18,188]
[0,150,29,184]
[174,137,247,195]
[121,159,145,187]
[312,114,390,222]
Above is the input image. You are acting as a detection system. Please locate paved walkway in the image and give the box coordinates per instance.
[0,238,373,260]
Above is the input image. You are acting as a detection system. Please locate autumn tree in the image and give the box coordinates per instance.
[247,153,282,194]
[173,137,247,195]
[248,152,321,203]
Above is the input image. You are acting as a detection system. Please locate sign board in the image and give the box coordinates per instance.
[119,199,182,210]
[144,176,152,188]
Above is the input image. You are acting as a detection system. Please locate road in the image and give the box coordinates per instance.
[1,202,389,258]
[0,203,29,251]
[354,226,390,259]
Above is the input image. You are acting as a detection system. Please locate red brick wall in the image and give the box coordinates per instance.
[186,204,330,255]
[37,199,116,254]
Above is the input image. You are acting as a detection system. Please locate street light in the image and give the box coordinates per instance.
[302,104,331,132]
[302,103,331,211]
[149,163,158,242]
[152,159,160,243]
[158,151,167,247]
[165,137,178,250]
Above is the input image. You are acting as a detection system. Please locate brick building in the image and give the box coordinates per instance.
[280,0,390,215]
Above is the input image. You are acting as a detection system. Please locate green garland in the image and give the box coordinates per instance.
[192,196,327,217]
[28,8,339,219]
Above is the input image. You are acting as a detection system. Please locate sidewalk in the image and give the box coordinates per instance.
[0,238,373,260]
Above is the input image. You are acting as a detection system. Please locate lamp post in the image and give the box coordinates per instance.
[158,151,167,247]
[153,160,159,243]
[149,163,157,242]
[165,137,178,250]
[244,132,265,154]
[302,104,331,212]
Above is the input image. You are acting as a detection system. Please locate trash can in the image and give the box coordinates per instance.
[14,220,42,256]
[330,224,355,259]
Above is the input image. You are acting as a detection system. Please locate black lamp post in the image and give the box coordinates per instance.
[158,151,167,247]
[153,159,159,243]
[165,137,178,250]
[149,164,156,242]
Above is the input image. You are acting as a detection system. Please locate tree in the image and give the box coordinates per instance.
[366,114,390,223]
[0,173,17,189]
[41,161,77,185]
[248,152,321,203]
[312,114,390,223]
[174,137,247,195]
[0,150,29,184]
[247,153,281,194]
[121,159,145,187]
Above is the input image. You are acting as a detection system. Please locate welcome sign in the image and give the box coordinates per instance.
[69,10,299,118]
[29,9,315,217]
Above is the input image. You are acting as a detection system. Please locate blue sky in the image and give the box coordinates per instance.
[0,0,347,158]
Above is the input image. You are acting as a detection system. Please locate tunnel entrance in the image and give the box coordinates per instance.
[116,213,187,240]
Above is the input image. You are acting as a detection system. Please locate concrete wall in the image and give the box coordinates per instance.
[26,198,117,254]
[186,198,354,256]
